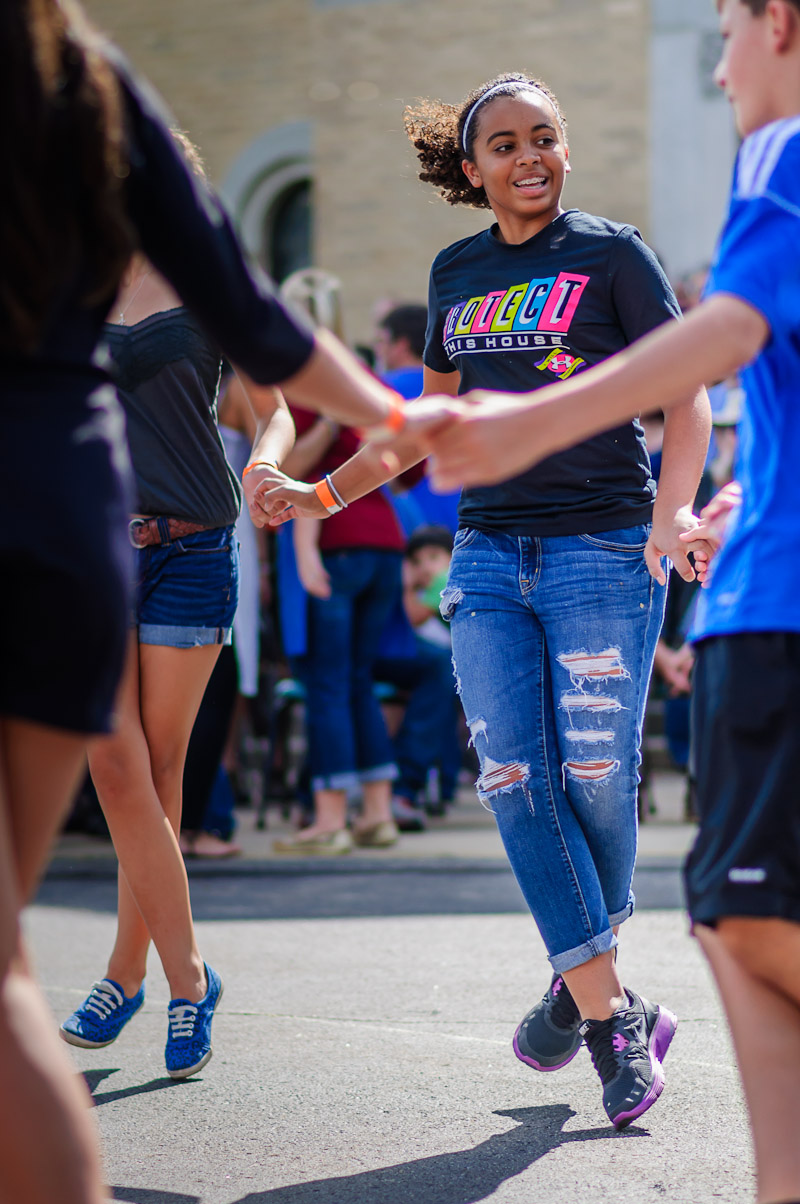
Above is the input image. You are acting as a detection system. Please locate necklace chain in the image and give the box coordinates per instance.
[117,270,151,325]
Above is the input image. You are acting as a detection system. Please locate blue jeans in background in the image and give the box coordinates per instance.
[442,525,665,973]
[305,548,401,792]
[373,634,462,804]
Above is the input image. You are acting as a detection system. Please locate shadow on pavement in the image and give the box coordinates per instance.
[36,864,681,921]
[113,1191,200,1203]
[83,1068,194,1108]
[112,1104,647,1204]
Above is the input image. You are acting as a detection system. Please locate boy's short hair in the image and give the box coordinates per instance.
[406,524,454,558]
[379,305,428,360]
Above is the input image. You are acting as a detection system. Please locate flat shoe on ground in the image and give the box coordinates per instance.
[352,820,399,848]
[272,829,353,855]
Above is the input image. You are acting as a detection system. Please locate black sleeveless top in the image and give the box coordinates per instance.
[104,309,240,526]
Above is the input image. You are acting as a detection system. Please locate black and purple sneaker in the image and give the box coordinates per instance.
[581,988,678,1129]
[513,973,583,1072]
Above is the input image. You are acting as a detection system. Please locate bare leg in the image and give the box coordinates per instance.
[296,787,348,839]
[0,720,107,1204]
[562,926,624,1021]
[358,779,394,829]
[696,919,800,1204]
[3,719,88,904]
[89,636,218,1002]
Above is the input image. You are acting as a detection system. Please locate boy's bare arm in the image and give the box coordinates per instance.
[412,295,768,491]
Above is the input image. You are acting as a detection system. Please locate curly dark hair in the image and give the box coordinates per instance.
[0,0,135,354]
[404,72,567,209]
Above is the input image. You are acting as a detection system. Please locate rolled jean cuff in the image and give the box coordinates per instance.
[608,894,635,928]
[310,763,398,793]
[549,927,618,974]
[359,762,398,784]
[311,770,362,793]
[138,623,232,648]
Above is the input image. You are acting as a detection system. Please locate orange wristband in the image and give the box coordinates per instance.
[242,460,276,480]
[358,395,407,443]
[314,477,344,515]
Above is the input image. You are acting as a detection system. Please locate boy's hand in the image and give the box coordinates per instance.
[420,393,541,491]
[645,504,709,585]
[375,398,460,477]
[678,481,742,587]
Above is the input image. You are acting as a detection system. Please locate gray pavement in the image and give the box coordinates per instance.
[26,771,755,1204]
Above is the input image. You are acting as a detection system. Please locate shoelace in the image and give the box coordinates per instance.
[168,1002,198,1040]
[84,980,123,1020]
[582,1013,639,1085]
[549,977,581,1030]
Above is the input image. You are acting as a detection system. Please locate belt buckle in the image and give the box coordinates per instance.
[128,518,147,548]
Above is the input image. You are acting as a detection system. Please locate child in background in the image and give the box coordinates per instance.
[381,525,461,829]
[402,525,453,651]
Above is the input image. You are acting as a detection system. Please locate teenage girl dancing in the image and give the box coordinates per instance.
[261,72,711,1128]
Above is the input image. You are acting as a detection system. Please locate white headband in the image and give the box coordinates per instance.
[461,82,551,155]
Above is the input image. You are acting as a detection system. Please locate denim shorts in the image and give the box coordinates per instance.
[133,524,239,648]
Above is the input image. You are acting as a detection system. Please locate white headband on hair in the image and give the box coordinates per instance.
[461,82,550,155]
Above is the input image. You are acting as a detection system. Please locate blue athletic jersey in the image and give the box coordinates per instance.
[692,116,800,641]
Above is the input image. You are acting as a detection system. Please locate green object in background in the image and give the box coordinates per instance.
[420,569,450,612]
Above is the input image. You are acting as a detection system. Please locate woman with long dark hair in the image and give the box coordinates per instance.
[0,3,404,1200]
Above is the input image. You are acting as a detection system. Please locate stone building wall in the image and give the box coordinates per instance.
[85,0,652,344]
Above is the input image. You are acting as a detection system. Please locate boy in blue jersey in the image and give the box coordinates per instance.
[407,2,800,1198]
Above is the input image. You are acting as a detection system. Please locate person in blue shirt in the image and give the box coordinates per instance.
[411,2,800,1198]
[376,303,461,536]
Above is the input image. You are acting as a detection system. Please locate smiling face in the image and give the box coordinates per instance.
[461,91,570,244]
[715,0,785,135]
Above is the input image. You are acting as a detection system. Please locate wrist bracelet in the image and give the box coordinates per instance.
[242,460,277,481]
[314,477,344,515]
[326,474,347,510]
[358,395,406,443]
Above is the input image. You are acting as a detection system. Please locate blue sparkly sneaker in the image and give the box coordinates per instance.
[165,963,224,1079]
[60,979,145,1049]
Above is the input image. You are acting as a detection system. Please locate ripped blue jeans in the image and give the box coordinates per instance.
[442,525,665,973]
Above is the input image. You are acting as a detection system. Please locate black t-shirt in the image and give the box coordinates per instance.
[424,210,681,536]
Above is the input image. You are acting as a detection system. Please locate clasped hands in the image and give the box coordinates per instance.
[243,392,740,591]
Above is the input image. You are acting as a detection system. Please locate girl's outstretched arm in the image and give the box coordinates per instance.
[259,365,460,526]
[414,295,767,492]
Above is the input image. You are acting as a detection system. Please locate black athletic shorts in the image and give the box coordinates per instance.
[684,632,800,926]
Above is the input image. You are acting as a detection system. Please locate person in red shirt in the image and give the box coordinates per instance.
[272,408,415,853]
